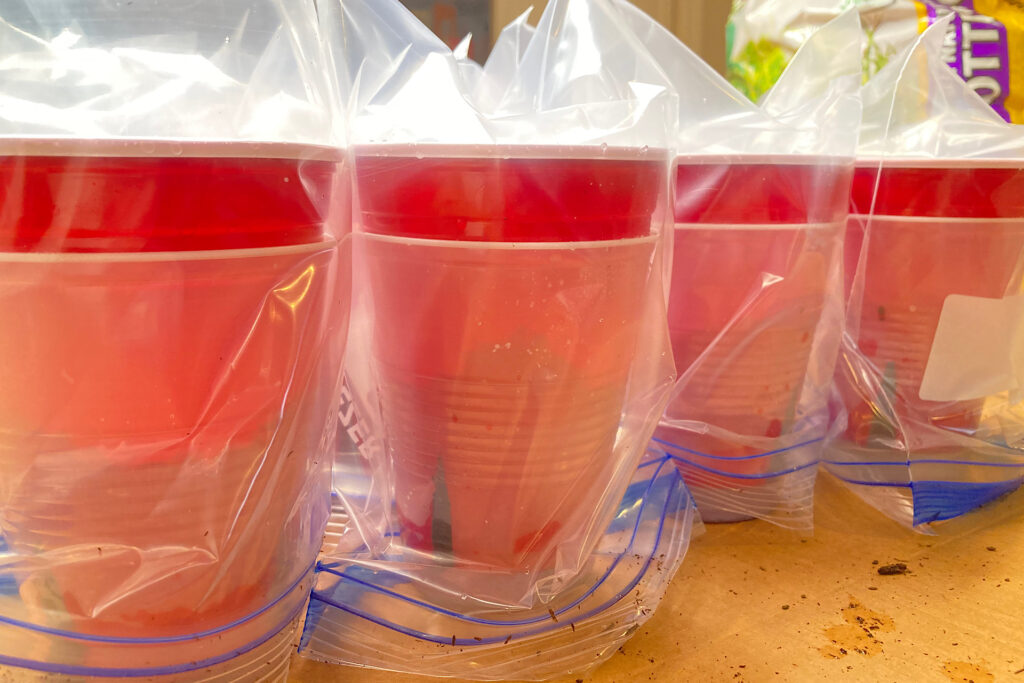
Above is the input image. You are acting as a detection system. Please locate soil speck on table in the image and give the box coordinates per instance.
[942,660,994,682]
[820,597,895,660]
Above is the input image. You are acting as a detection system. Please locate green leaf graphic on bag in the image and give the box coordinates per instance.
[863,25,895,82]
[727,38,791,102]
[727,0,1024,121]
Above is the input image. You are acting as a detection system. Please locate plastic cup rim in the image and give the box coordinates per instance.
[851,214,1024,224]
[675,153,854,167]
[0,136,345,161]
[358,231,658,250]
[673,220,843,231]
[0,239,338,263]
[855,157,1024,170]
[354,142,670,162]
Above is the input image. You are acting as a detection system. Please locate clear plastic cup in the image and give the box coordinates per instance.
[354,145,667,569]
[0,140,346,672]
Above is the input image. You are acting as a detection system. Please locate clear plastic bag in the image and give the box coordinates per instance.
[619,5,863,528]
[473,9,535,113]
[302,0,686,677]
[305,438,697,681]
[0,2,348,679]
[825,16,1024,531]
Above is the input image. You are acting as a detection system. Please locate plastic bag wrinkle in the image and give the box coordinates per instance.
[616,3,860,529]
[305,0,684,678]
[826,18,1024,530]
[0,0,349,678]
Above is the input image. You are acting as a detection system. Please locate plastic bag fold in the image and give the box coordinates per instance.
[0,2,349,679]
[826,16,1024,530]
[304,447,697,681]
[620,4,862,528]
[0,0,338,145]
[302,0,686,678]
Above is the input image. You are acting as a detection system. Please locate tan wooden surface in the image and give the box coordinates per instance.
[289,474,1024,682]
[0,474,1020,681]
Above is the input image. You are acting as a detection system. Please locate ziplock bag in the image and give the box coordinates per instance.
[0,2,349,679]
[472,9,535,113]
[302,0,691,678]
[826,16,1024,530]
[620,4,862,528]
[304,424,697,681]
[727,0,1024,124]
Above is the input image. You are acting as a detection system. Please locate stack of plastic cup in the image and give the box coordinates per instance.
[834,161,1024,521]
[844,161,1024,438]
[0,140,345,679]
[355,145,666,570]
[657,158,848,523]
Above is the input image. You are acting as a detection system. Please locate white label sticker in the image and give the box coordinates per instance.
[920,293,1024,402]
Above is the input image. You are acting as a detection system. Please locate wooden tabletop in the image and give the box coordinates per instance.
[289,474,1024,682]
[1,473,1019,682]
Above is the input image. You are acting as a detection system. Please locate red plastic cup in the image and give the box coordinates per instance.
[842,160,1024,446]
[658,158,849,519]
[0,141,346,642]
[355,145,667,569]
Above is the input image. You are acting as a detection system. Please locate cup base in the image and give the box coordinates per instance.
[691,502,756,524]
[0,564,310,682]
